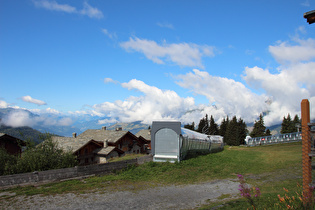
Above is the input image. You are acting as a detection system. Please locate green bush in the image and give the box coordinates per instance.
[0,147,18,175]
[0,136,77,175]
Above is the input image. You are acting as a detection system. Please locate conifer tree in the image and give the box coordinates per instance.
[184,122,195,131]
[250,114,266,137]
[197,114,210,134]
[280,115,290,134]
[281,114,301,134]
[209,115,219,135]
[219,116,230,144]
[225,116,239,146]
[219,116,229,139]
[293,114,300,132]
[237,118,248,145]
[265,129,271,136]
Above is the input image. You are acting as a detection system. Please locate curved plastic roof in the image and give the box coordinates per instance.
[181,128,210,141]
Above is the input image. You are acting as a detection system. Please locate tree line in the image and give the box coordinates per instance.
[250,113,300,138]
[184,114,247,146]
[184,113,301,146]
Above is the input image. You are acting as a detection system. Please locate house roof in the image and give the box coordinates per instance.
[94,146,124,155]
[304,10,315,24]
[52,136,93,153]
[78,129,137,144]
[0,133,26,146]
[136,129,151,141]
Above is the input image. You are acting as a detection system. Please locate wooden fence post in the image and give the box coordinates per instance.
[301,99,312,202]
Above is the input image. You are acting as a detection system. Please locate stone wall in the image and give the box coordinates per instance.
[0,155,153,188]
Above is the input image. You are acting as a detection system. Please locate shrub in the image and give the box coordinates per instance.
[1,135,77,175]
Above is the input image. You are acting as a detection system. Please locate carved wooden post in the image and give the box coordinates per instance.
[301,99,312,201]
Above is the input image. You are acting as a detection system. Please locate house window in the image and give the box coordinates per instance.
[85,158,89,164]
[85,148,88,154]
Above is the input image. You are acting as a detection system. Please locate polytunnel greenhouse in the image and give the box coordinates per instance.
[151,121,224,162]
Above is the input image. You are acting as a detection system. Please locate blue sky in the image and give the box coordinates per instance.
[1,0,315,129]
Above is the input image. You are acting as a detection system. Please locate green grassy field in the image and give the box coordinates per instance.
[1,142,313,209]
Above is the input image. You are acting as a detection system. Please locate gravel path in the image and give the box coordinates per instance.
[0,179,240,210]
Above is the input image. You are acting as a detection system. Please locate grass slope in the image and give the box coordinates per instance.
[1,142,312,209]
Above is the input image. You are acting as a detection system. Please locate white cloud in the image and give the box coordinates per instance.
[33,0,76,13]
[102,29,117,39]
[269,38,315,64]
[31,107,61,115]
[157,22,174,29]
[120,37,215,68]
[80,2,103,19]
[33,0,103,19]
[104,78,118,84]
[1,108,73,128]
[98,118,118,125]
[176,69,267,123]
[243,63,315,125]
[93,79,196,124]
[1,110,35,127]
[0,100,9,108]
[21,95,47,106]
[242,37,315,125]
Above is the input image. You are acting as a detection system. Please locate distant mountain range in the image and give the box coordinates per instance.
[0,125,47,144]
[0,108,150,140]
[1,107,311,141]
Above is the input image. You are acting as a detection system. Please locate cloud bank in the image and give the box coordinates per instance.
[1,36,314,129]
[94,36,315,126]
[93,79,195,124]
[1,108,73,128]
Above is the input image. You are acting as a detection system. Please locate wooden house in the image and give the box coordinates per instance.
[52,126,148,165]
[136,129,151,153]
[78,127,146,154]
[0,133,26,156]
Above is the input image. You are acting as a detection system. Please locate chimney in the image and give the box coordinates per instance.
[72,133,77,138]
[115,127,122,131]
[102,126,106,130]
[105,140,108,147]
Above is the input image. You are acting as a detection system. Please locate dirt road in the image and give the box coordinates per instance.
[1,179,240,210]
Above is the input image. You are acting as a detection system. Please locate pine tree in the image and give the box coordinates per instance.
[197,114,210,134]
[197,116,207,133]
[287,114,296,133]
[237,118,248,145]
[280,115,290,134]
[225,116,238,146]
[250,114,266,137]
[293,114,300,132]
[184,122,195,131]
[265,129,271,136]
[209,115,219,135]
[281,114,299,134]
[219,116,229,143]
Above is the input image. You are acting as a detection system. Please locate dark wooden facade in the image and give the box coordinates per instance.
[74,140,104,165]
[0,134,26,156]
[108,131,145,154]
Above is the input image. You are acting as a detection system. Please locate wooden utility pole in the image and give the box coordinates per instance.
[301,99,312,201]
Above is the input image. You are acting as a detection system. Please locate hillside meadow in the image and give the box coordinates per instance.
[1,142,314,209]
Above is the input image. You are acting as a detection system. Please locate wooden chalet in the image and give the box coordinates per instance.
[136,129,151,152]
[78,127,146,154]
[0,133,26,156]
[52,126,149,165]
